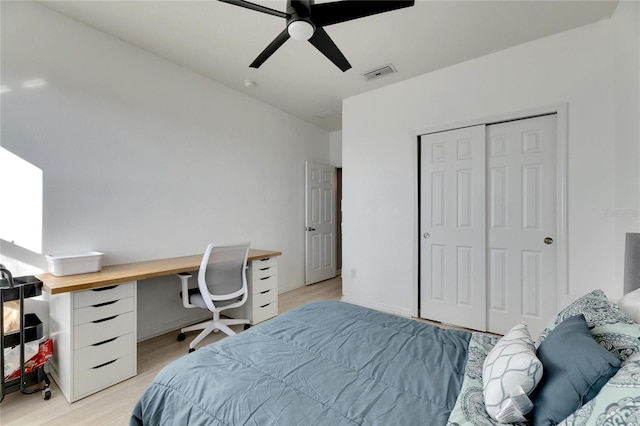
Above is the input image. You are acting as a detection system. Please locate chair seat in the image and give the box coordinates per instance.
[182,287,242,309]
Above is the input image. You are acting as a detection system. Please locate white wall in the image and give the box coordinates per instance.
[0,1,330,339]
[342,3,640,319]
[330,130,343,167]
[612,2,640,288]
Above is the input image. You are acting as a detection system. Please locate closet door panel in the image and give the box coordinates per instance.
[419,125,486,331]
[487,115,557,337]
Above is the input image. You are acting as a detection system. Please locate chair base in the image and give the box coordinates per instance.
[179,315,250,351]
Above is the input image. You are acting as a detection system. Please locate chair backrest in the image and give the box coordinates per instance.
[197,242,250,311]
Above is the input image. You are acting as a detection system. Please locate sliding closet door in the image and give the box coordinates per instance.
[419,125,487,331]
[486,115,557,336]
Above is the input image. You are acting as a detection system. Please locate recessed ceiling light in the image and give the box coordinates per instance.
[242,79,257,88]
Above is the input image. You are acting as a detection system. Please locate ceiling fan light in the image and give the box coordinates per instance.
[288,20,314,41]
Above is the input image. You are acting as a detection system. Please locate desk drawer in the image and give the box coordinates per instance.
[253,288,277,308]
[74,282,135,309]
[252,263,277,281]
[252,257,277,270]
[74,354,135,399]
[74,297,134,325]
[252,301,278,324]
[252,274,277,294]
[74,311,134,350]
[74,333,134,372]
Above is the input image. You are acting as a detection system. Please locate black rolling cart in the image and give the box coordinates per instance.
[1,265,51,402]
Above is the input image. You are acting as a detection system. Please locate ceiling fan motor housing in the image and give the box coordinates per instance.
[287,0,315,40]
[219,0,415,71]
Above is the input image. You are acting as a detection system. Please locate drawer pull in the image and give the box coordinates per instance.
[92,315,118,324]
[93,285,118,292]
[259,258,270,262]
[260,276,272,281]
[259,267,271,271]
[260,303,271,308]
[92,359,118,369]
[92,337,118,347]
[92,300,118,308]
[259,290,271,294]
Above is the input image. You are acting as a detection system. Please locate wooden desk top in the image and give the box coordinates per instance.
[38,248,281,294]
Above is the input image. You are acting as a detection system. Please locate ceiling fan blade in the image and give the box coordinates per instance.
[308,27,351,72]
[218,0,288,19]
[311,0,414,27]
[250,28,291,68]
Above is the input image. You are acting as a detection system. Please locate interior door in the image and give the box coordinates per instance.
[419,125,487,330]
[305,162,337,285]
[487,114,557,336]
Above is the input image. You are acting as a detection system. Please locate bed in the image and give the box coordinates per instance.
[131,291,640,426]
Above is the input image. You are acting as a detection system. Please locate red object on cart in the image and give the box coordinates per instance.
[6,338,53,380]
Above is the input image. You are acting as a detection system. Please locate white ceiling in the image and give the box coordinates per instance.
[40,0,618,132]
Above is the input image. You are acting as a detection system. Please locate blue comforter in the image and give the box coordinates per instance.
[131,301,471,425]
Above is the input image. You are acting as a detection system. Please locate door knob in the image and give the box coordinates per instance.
[544,237,553,245]
[307,227,316,231]
[423,233,430,239]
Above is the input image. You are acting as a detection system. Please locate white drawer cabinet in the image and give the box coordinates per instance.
[49,282,137,402]
[227,257,278,325]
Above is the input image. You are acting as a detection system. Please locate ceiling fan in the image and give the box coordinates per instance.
[218,0,415,72]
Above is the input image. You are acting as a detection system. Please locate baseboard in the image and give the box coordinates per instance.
[340,296,414,319]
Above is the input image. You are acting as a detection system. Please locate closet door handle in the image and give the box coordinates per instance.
[544,237,554,245]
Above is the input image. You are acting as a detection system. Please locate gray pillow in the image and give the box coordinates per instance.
[529,314,621,426]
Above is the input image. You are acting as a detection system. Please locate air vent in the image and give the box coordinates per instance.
[361,64,397,81]
[315,109,339,119]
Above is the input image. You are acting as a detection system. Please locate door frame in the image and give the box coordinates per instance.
[304,161,338,285]
[413,103,568,317]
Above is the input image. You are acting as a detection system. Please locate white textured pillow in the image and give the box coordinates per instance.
[618,289,640,323]
[483,322,543,422]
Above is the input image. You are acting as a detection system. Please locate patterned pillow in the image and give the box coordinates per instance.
[536,290,637,353]
[482,323,543,422]
[447,332,503,426]
[558,352,640,426]
[591,321,640,366]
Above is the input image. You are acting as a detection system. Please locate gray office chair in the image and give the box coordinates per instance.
[176,242,251,352]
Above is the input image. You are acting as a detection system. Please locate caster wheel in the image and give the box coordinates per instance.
[43,389,51,400]
[188,348,195,353]
[243,323,251,330]
[177,332,186,342]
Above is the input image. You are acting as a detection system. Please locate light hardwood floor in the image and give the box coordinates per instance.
[1,277,342,425]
